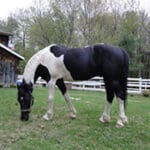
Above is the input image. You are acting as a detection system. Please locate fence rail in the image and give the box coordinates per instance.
[18,75,150,94]
[65,77,150,94]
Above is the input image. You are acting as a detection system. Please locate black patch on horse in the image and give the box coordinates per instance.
[50,45,68,57]
[56,78,67,95]
[34,64,51,83]
[34,64,67,95]
[64,46,98,80]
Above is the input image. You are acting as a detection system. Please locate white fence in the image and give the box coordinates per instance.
[65,77,150,94]
[18,75,150,94]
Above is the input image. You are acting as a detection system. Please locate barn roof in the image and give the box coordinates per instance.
[0,31,13,36]
[0,43,24,60]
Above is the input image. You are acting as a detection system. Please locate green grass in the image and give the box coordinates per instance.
[0,88,150,150]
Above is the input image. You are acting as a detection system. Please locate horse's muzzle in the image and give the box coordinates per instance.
[21,112,29,121]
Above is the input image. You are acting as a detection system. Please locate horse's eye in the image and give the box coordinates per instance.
[20,97,24,100]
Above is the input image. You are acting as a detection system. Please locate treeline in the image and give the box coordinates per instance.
[0,0,150,78]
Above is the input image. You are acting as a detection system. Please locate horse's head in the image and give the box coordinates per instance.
[17,79,34,121]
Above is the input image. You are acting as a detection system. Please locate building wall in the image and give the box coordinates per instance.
[0,49,18,87]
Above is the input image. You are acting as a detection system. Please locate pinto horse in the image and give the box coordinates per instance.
[17,44,129,127]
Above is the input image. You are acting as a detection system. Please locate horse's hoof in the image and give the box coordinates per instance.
[99,116,110,123]
[116,118,126,128]
[115,122,124,128]
[122,118,128,125]
[70,113,76,119]
[43,114,49,121]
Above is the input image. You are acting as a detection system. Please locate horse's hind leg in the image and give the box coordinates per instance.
[99,101,112,123]
[43,79,56,120]
[100,80,114,123]
[116,98,128,128]
[56,79,77,119]
[112,80,128,127]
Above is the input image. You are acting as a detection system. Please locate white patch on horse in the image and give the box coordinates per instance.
[116,98,128,128]
[23,44,73,83]
[99,101,111,123]
[23,50,42,83]
[43,47,73,81]
[52,55,73,81]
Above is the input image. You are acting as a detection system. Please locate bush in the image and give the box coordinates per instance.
[10,84,17,88]
[0,83,17,88]
[142,90,150,97]
[0,83,3,88]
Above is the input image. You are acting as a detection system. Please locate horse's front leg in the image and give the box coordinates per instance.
[43,79,56,121]
[56,79,76,119]
[64,92,77,119]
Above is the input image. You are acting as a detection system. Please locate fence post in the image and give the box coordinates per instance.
[139,77,142,94]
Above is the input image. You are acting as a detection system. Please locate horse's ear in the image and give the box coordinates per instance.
[16,79,23,89]
[23,79,26,84]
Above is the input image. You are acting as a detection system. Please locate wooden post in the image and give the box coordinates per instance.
[139,77,142,94]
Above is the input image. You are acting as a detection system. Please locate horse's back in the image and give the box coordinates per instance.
[48,44,128,81]
[36,44,128,81]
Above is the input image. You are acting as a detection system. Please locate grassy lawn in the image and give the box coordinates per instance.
[0,87,150,150]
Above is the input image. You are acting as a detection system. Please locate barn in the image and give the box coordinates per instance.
[0,31,24,87]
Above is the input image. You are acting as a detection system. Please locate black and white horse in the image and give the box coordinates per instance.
[17,44,129,127]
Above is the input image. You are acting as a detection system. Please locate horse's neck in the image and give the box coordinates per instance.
[23,54,40,84]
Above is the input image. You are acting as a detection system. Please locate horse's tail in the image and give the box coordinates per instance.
[120,49,129,109]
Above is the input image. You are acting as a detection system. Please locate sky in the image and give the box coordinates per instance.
[0,0,33,19]
[139,0,150,14]
[0,0,150,20]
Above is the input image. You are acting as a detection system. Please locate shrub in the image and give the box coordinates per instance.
[0,83,3,88]
[10,84,17,88]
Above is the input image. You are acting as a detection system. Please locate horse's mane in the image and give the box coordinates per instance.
[23,45,52,83]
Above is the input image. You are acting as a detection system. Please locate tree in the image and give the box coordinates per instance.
[0,16,18,33]
[118,11,141,77]
[138,11,150,77]
[1,0,149,77]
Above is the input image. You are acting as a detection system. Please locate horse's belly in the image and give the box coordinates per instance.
[59,65,74,81]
